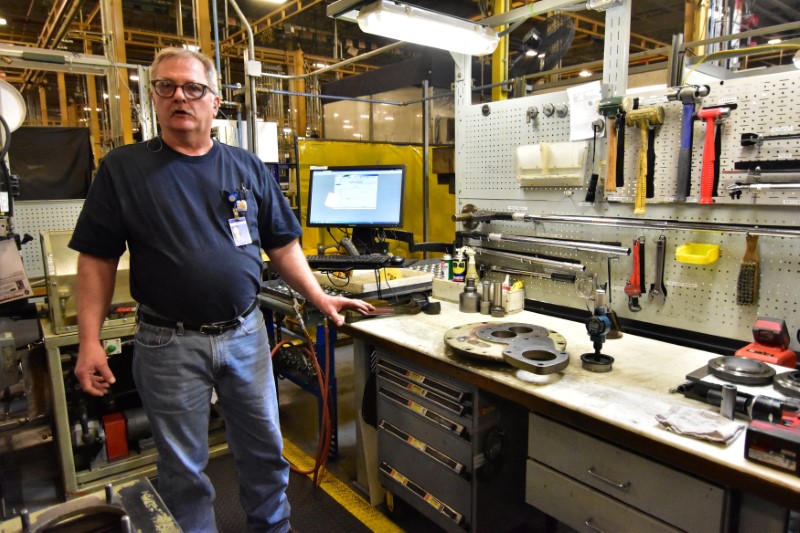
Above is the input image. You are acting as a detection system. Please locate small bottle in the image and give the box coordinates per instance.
[439,253,452,279]
[464,247,479,281]
[459,278,481,313]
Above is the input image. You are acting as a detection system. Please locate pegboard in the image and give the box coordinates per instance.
[455,68,800,351]
[14,200,83,278]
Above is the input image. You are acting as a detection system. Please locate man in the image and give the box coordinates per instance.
[69,47,373,532]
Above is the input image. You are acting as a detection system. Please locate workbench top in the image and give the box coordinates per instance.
[341,300,800,510]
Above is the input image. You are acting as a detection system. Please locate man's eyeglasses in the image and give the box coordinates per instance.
[151,79,215,100]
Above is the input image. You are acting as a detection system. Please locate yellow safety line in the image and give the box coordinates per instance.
[282,439,403,533]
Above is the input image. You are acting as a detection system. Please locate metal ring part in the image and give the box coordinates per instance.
[580,353,614,373]
[774,371,800,399]
[707,356,775,385]
[444,322,568,375]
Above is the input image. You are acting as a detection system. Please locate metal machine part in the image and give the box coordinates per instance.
[580,289,615,372]
[40,230,136,334]
[721,384,737,420]
[490,281,505,318]
[444,322,569,375]
[0,478,178,532]
[774,371,800,399]
[707,356,776,386]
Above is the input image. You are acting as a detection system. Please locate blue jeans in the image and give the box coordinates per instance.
[133,307,291,533]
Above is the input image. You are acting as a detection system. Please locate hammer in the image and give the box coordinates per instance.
[668,85,710,200]
[598,96,624,192]
[697,104,737,205]
[625,106,665,215]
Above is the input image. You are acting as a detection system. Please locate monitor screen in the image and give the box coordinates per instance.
[306,165,406,228]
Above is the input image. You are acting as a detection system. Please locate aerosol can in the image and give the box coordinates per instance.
[452,248,467,282]
[439,253,452,279]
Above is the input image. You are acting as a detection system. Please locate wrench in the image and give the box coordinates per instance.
[649,235,667,305]
[624,238,644,312]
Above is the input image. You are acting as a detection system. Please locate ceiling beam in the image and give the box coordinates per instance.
[220,0,326,52]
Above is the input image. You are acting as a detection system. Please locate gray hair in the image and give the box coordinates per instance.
[150,47,218,95]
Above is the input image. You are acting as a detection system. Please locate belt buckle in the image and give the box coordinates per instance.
[199,323,224,335]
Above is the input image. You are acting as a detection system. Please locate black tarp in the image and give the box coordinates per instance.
[9,126,93,200]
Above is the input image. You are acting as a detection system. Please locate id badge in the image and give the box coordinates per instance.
[228,218,252,246]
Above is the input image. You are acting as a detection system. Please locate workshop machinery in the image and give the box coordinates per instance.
[37,230,228,498]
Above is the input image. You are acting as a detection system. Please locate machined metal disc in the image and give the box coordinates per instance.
[774,371,800,399]
[444,322,568,374]
[707,356,775,385]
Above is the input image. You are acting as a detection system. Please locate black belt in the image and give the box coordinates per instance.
[138,300,259,335]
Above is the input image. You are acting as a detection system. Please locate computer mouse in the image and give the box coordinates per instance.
[389,255,405,266]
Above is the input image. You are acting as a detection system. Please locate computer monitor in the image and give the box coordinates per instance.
[306,165,405,229]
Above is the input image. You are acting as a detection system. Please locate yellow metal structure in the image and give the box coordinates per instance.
[296,139,455,258]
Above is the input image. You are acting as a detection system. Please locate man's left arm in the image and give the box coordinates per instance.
[266,239,374,326]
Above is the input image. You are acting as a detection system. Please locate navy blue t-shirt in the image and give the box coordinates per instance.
[69,138,302,323]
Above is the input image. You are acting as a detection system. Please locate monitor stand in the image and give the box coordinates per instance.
[351,228,388,255]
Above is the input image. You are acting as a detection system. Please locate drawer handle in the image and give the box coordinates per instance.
[587,467,630,490]
[585,519,606,533]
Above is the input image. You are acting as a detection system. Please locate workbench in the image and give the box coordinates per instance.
[341,301,800,531]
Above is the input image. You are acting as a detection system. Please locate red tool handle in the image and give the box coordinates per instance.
[624,239,642,297]
[699,115,718,205]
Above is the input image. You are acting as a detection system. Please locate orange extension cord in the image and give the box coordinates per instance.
[269,320,333,487]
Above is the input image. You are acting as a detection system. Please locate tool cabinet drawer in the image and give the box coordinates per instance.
[377,388,471,465]
[378,419,471,515]
[526,459,680,533]
[528,413,725,532]
[379,461,466,532]
[377,364,468,416]
[376,358,470,405]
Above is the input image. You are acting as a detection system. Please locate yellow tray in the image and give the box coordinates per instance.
[675,243,720,264]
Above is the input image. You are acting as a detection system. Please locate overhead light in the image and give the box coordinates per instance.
[355,1,499,56]
[263,0,288,4]
[579,70,592,77]
[0,18,6,26]
[767,38,782,45]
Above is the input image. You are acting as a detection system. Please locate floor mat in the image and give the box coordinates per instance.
[207,440,400,533]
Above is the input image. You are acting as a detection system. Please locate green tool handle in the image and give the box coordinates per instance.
[675,103,695,200]
[615,111,626,187]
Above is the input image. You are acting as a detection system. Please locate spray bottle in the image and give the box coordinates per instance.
[463,247,479,281]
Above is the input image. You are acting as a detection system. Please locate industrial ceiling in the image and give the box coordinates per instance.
[0,0,798,116]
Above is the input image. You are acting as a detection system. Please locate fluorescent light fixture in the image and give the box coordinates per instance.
[356,1,499,56]
[579,70,592,77]
[767,38,782,45]
[0,18,7,26]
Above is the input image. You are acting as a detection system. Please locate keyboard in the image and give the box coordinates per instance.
[306,254,393,271]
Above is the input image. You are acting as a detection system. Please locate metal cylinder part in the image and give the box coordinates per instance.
[720,384,737,420]
[459,278,481,313]
[491,281,505,317]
